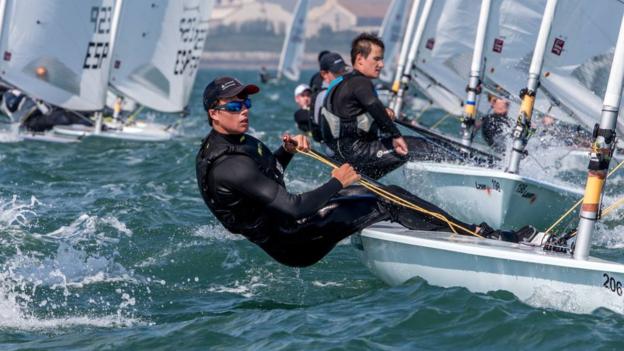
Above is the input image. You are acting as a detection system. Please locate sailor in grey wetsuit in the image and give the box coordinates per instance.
[320,33,466,180]
[196,76,532,267]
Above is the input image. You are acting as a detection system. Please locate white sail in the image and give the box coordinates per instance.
[109,0,213,113]
[540,1,624,135]
[412,0,479,115]
[0,0,117,111]
[481,1,562,120]
[277,0,309,81]
[379,0,413,83]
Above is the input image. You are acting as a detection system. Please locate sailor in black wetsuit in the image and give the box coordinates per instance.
[320,33,462,180]
[310,52,348,144]
[477,96,511,153]
[196,76,534,267]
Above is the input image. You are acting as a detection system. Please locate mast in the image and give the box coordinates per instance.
[391,0,433,116]
[460,0,491,147]
[95,0,123,134]
[506,0,557,173]
[574,13,624,260]
[389,0,420,114]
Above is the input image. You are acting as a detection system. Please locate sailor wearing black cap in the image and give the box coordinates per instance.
[308,50,331,94]
[195,76,534,267]
[309,52,348,144]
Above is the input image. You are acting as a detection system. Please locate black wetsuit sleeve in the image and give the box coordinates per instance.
[217,155,343,219]
[352,77,401,138]
[273,146,294,169]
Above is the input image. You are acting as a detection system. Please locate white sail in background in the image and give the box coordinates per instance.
[0,0,118,111]
[540,1,624,135]
[109,0,213,113]
[379,0,413,83]
[412,0,478,115]
[478,0,571,121]
[277,0,309,81]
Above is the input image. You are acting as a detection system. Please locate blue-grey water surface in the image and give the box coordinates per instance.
[1,70,624,350]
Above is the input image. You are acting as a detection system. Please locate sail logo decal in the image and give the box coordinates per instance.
[474,179,501,195]
[492,38,504,53]
[425,38,435,50]
[3,51,11,61]
[551,38,565,56]
[174,5,208,76]
[83,6,112,70]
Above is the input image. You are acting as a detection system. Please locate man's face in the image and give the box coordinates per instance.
[355,44,384,78]
[295,91,311,109]
[492,98,509,115]
[209,96,249,134]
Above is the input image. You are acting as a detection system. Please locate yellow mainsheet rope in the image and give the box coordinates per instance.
[298,148,483,238]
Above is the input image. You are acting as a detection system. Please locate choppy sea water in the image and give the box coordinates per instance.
[1,69,624,350]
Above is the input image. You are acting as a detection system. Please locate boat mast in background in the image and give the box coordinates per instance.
[575,13,624,261]
[379,0,415,84]
[388,0,421,115]
[391,0,432,115]
[506,0,557,174]
[460,0,491,147]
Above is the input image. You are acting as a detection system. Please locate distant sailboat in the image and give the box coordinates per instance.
[54,0,214,141]
[0,0,119,142]
[276,0,309,81]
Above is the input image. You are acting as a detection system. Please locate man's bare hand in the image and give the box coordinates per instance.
[392,136,408,155]
[282,134,310,153]
[331,164,360,187]
[386,107,396,120]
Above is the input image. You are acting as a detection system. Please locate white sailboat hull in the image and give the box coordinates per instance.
[53,122,174,142]
[354,222,624,314]
[403,162,583,231]
[0,122,79,143]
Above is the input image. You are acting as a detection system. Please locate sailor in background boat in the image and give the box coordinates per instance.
[320,33,461,180]
[476,94,512,153]
[112,96,124,121]
[311,52,348,145]
[1,88,25,118]
[196,76,535,267]
[4,67,92,132]
[292,84,312,134]
[308,50,330,94]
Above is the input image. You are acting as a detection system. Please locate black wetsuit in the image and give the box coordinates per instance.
[322,70,463,179]
[294,108,311,133]
[23,108,92,132]
[196,130,481,267]
[309,85,328,143]
[480,113,511,153]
